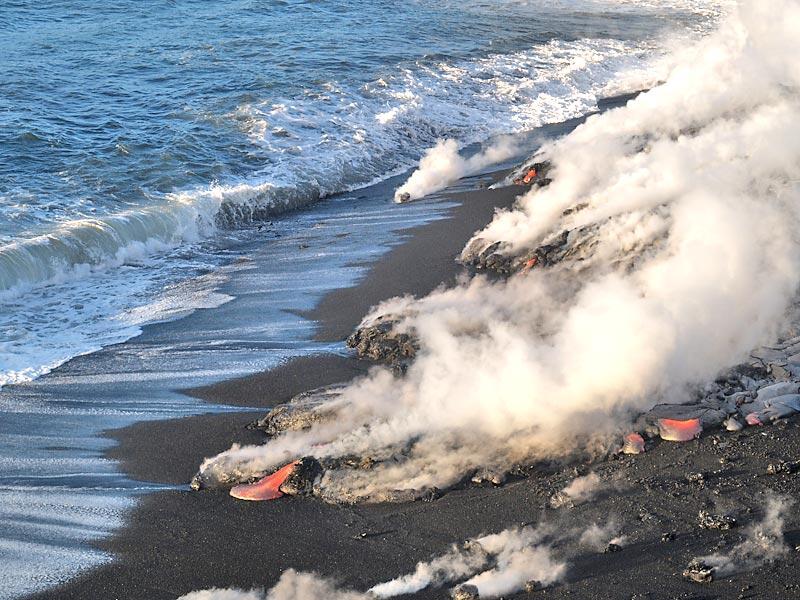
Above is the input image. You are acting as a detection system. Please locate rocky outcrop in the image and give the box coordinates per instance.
[252,384,347,436]
[346,314,417,369]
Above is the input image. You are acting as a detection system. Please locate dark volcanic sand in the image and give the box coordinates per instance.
[31,401,800,600]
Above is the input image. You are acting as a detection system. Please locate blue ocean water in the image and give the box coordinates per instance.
[0,0,726,597]
[0,0,726,386]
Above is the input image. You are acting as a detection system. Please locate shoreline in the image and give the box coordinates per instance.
[21,91,652,600]
[27,173,527,600]
[106,181,524,487]
[30,89,800,600]
[32,166,800,599]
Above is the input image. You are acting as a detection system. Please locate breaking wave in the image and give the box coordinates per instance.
[1,35,687,298]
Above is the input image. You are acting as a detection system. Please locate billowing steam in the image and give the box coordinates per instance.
[177,570,368,600]
[459,527,566,597]
[370,525,564,598]
[179,589,267,600]
[179,525,566,600]
[394,137,518,202]
[562,473,602,504]
[578,520,624,552]
[196,0,800,503]
[368,540,490,597]
[696,494,794,577]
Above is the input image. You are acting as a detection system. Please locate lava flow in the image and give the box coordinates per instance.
[230,460,300,501]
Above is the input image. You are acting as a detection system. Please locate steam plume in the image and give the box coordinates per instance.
[562,473,602,503]
[461,527,566,597]
[177,570,368,600]
[578,520,624,552]
[697,494,794,577]
[179,526,566,600]
[369,525,565,598]
[197,0,800,503]
[394,137,517,202]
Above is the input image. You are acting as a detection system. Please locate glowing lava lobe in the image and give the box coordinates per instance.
[622,432,646,454]
[230,461,300,501]
[745,412,764,426]
[657,418,702,442]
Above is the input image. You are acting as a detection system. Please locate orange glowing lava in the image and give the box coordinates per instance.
[657,418,702,442]
[230,460,300,501]
[622,432,646,454]
[745,412,763,426]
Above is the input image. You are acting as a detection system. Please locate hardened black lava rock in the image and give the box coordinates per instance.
[347,315,417,366]
[278,457,324,496]
[683,558,715,583]
[254,385,344,436]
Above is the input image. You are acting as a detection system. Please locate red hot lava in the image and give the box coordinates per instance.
[230,460,300,501]
[657,418,702,442]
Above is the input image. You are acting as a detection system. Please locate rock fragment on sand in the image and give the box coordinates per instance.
[549,490,573,509]
[622,432,646,454]
[524,580,543,592]
[698,510,737,530]
[658,418,702,442]
[451,584,480,600]
[683,558,714,583]
[471,468,507,486]
[767,460,800,475]
[724,416,743,431]
[686,472,705,485]
[255,385,345,435]
[604,542,622,553]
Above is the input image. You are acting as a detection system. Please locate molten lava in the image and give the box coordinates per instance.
[522,256,538,273]
[657,418,702,442]
[230,460,300,501]
[622,432,646,454]
[745,412,763,426]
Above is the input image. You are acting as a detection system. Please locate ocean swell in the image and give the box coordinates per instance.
[0,36,668,298]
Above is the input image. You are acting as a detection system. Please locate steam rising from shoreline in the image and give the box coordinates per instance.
[394,137,518,202]
[197,0,800,502]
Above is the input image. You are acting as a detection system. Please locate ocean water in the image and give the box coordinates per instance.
[0,0,727,597]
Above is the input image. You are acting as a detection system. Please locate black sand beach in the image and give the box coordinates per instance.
[28,175,800,600]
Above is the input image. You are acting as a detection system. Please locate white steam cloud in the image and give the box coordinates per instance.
[180,526,566,600]
[197,0,800,503]
[394,137,518,202]
[177,570,368,600]
[460,527,566,597]
[578,520,624,552]
[179,591,264,600]
[368,540,489,597]
[698,494,794,577]
[562,473,602,503]
[370,525,565,598]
